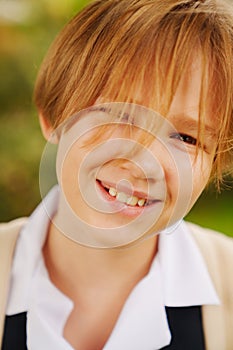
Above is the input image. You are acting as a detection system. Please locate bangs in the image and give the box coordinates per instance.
[34,0,233,185]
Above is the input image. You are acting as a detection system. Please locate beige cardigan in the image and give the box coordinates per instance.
[0,219,233,349]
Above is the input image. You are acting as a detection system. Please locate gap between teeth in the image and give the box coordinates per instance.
[108,187,146,207]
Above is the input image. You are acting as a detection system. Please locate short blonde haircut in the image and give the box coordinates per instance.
[34,0,233,186]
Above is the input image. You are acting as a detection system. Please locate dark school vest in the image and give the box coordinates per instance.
[1,306,205,350]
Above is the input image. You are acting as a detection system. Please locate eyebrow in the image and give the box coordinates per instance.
[124,100,217,136]
[92,101,217,138]
[169,113,217,138]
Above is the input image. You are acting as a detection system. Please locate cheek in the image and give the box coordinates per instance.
[151,146,195,226]
[57,141,89,195]
[188,155,214,206]
[163,150,194,202]
[163,162,180,200]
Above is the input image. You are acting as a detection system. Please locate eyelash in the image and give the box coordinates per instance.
[170,133,197,146]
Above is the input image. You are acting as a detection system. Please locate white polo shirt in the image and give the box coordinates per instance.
[6,187,219,350]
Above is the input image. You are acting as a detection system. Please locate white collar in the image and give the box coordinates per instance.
[6,186,219,350]
[158,222,220,306]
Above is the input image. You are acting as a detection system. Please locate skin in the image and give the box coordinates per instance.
[40,58,217,349]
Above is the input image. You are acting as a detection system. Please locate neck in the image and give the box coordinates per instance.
[43,219,158,303]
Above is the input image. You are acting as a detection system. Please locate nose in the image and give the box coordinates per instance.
[120,141,165,183]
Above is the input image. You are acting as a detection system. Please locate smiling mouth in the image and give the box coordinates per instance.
[96,180,160,208]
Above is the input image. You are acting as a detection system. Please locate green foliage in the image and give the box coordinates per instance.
[0,0,90,221]
[186,185,233,237]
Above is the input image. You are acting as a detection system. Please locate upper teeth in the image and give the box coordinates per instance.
[108,187,146,207]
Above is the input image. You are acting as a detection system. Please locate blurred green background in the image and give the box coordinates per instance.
[0,0,232,236]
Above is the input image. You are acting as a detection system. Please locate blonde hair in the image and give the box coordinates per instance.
[34,0,233,186]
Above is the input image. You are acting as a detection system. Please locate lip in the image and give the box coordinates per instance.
[96,180,162,218]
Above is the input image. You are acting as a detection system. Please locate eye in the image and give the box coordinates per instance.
[170,132,197,146]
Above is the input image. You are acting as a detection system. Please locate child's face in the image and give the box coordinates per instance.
[47,57,217,247]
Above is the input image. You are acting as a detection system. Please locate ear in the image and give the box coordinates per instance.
[39,114,54,141]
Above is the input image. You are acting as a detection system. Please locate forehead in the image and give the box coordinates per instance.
[168,54,209,119]
[127,62,217,147]
[103,44,211,106]
[114,52,215,130]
